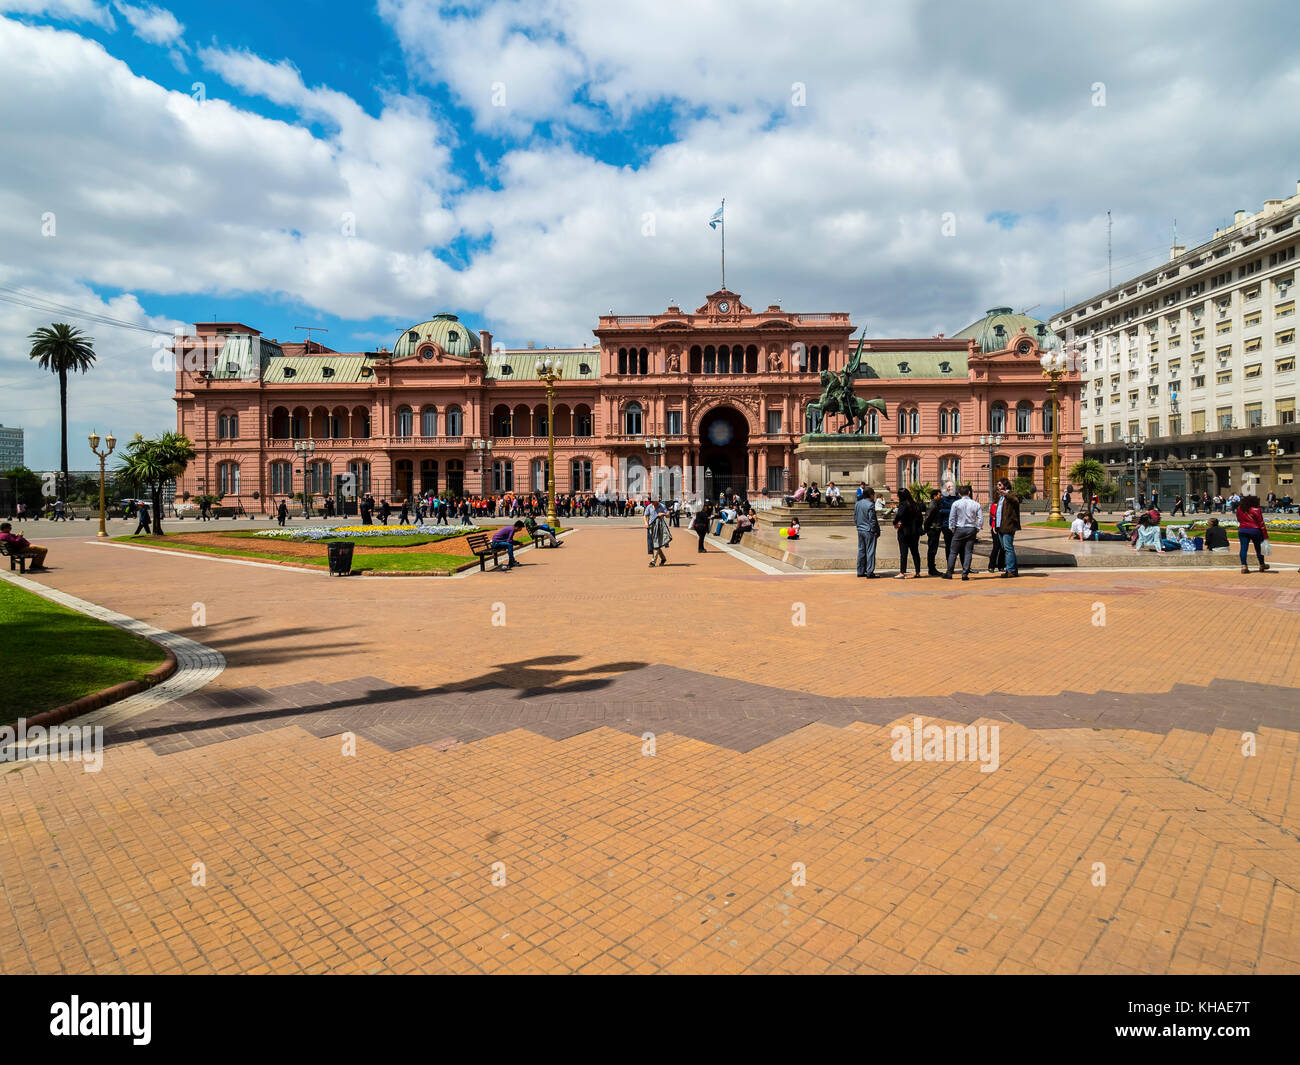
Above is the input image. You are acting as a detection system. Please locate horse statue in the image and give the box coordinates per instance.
[807,369,886,435]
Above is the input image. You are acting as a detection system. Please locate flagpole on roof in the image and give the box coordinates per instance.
[721,198,725,290]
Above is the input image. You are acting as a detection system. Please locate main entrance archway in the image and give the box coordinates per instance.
[699,406,750,500]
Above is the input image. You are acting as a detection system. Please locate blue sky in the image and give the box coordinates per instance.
[1,0,1298,467]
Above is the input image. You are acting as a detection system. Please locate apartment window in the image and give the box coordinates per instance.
[1110,423,1122,442]
[1127,420,1139,437]
[1244,338,1262,353]
[1191,410,1206,432]
[1245,402,1263,427]
[1169,415,1182,435]
[1127,390,1139,406]
[1169,335,1181,348]
[1243,286,1261,302]
[1276,301,1296,319]
[1216,407,1234,430]
[1147,385,1159,401]
[667,409,683,435]
[1244,310,1262,327]
[1190,328,1205,341]
[1109,374,1120,391]
[1216,344,1232,359]
[1244,363,1262,378]
[1094,428,1104,444]
[1277,356,1297,374]
[1147,418,1160,437]
[1168,359,1181,374]
[1277,329,1296,346]
[1192,374,1206,388]
[1216,320,1232,334]
[1216,369,1232,385]
[1278,398,1296,424]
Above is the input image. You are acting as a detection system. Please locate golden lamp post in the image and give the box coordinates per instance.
[1040,349,1069,522]
[535,356,563,528]
[1267,438,1283,497]
[88,430,116,537]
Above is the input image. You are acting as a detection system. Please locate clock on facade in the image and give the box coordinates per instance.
[718,300,730,313]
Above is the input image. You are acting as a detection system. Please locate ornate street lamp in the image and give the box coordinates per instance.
[294,438,315,517]
[88,430,116,538]
[535,356,563,527]
[472,437,493,496]
[1123,431,1146,508]
[978,433,1003,505]
[644,435,666,498]
[1040,350,1068,521]
[1267,438,1283,501]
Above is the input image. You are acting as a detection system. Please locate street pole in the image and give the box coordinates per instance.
[979,434,1002,506]
[88,431,116,537]
[536,357,563,527]
[1040,351,1067,521]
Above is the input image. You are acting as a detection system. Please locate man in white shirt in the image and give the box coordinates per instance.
[1068,514,1087,540]
[942,484,983,580]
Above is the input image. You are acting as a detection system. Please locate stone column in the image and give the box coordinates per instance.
[757,448,768,496]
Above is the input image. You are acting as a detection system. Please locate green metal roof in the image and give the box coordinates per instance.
[262,355,372,384]
[953,306,1061,353]
[209,334,279,379]
[392,313,481,359]
[484,351,601,381]
[856,351,967,379]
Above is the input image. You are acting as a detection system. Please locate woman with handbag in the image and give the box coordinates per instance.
[1235,494,1269,573]
[892,488,923,578]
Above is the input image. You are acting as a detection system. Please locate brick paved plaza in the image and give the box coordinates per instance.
[3,529,1299,974]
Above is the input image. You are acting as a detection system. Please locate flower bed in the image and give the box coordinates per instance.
[1185,518,1300,532]
[254,524,481,541]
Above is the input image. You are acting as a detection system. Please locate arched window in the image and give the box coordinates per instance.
[269,460,292,495]
[717,345,730,375]
[867,409,879,435]
[396,406,413,437]
[531,458,550,491]
[639,348,648,375]
[217,412,239,439]
[492,404,511,436]
[819,346,830,372]
[309,460,332,495]
[420,459,438,493]
[939,456,961,485]
[939,406,961,434]
[347,460,370,496]
[989,402,1007,434]
[1016,401,1033,433]
[218,462,240,495]
[1042,402,1055,434]
[534,404,548,438]
[745,344,758,373]
[897,457,920,487]
[421,406,438,437]
[492,460,513,493]
[290,408,306,439]
[624,402,643,435]
[618,348,628,374]
[270,407,290,438]
[689,345,702,374]
[446,405,463,437]
[703,346,716,374]
[571,458,593,492]
[574,404,593,437]
[352,407,371,438]
[733,346,744,374]
[898,407,918,435]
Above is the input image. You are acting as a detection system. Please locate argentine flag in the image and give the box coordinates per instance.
[708,202,724,229]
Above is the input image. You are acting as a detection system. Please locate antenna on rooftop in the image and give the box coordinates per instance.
[1107,210,1113,288]
[1020,304,1039,316]
[294,325,329,351]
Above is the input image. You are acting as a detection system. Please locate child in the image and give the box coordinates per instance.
[787,519,800,541]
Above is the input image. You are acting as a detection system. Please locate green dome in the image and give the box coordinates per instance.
[392,313,480,359]
[953,306,1061,354]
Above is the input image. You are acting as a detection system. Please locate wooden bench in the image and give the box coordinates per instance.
[466,532,511,571]
[528,526,562,548]
[1,541,35,573]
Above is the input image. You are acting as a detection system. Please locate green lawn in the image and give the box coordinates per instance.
[230,530,470,548]
[112,535,471,573]
[0,581,168,723]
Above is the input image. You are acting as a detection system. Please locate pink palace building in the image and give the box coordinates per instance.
[171,290,1082,512]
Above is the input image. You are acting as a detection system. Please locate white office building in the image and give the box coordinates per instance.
[0,424,24,470]
[1052,183,1299,503]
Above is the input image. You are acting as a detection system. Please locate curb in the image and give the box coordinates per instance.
[20,647,178,730]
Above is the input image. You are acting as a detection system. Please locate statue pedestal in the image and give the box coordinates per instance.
[794,434,890,496]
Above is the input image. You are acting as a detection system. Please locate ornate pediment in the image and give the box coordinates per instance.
[695,288,752,321]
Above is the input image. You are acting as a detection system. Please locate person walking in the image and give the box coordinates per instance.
[277,499,288,527]
[854,486,880,578]
[399,499,410,525]
[994,477,1022,578]
[644,498,670,567]
[199,497,211,521]
[943,484,983,581]
[690,502,709,553]
[924,483,954,576]
[893,488,923,578]
[132,499,152,535]
[1235,494,1269,573]
[1172,494,1185,516]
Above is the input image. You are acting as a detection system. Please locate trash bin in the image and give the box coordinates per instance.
[327,540,355,576]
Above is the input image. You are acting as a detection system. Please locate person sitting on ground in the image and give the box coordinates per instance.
[826,482,842,507]
[729,510,754,544]
[807,482,822,507]
[1068,512,1088,540]
[791,482,808,503]
[490,521,525,568]
[523,513,562,547]
[1132,514,1176,553]
[787,518,801,540]
[0,522,48,569]
[1086,514,1129,542]
[1204,517,1231,552]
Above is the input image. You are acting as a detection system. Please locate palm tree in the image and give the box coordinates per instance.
[27,323,97,503]
[1068,458,1106,511]
[116,432,196,536]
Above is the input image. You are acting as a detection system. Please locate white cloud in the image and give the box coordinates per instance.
[113,1,182,47]
[0,0,113,29]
